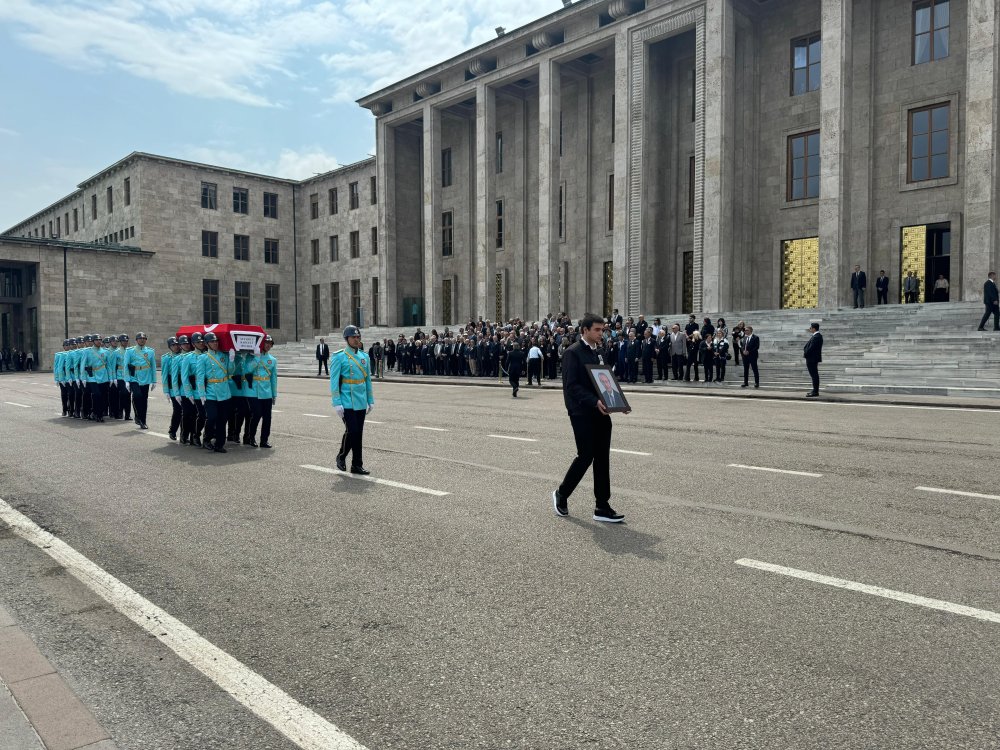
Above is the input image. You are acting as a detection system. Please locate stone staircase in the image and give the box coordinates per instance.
[269,303,1000,397]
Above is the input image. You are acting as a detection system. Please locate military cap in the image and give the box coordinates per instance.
[102,336,112,344]
[135,332,147,340]
[177,335,190,345]
[203,332,218,343]
[167,336,178,347]
[118,334,129,342]
[343,325,361,339]
[190,332,204,344]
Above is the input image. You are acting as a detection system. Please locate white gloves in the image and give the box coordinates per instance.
[77,379,83,387]
[228,350,236,362]
[335,405,345,419]
[367,403,375,415]
[272,396,277,405]
[201,398,206,405]
[150,383,156,392]
[125,382,131,392]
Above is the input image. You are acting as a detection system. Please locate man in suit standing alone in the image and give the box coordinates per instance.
[316,338,330,376]
[740,325,760,388]
[851,265,867,308]
[977,271,1000,331]
[875,270,889,305]
[804,323,823,397]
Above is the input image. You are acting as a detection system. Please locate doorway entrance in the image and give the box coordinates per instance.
[900,222,951,303]
[780,237,820,309]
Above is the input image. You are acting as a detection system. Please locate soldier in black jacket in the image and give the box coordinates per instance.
[551,312,628,523]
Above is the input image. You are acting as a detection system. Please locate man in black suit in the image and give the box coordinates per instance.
[316,338,330,376]
[740,325,760,388]
[609,308,623,329]
[977,271,1000,331]
[640,329,656,383]
[506,343,524,396]
[803,322,823,397]
[552,312,628,523]
[851,265,867,308]
[875,270,889,305]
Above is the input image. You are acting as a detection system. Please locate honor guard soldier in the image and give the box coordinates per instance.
[114,334,132,420]
[198,332,234,452]
[161,337,183,440]
[177,335,200,446]
[80,334,112,421]
[125,332,156,429]
[67,337,85,418]
[330,325,374,474]
[227,349,252,444]
[245,335,277,448]
[54,340,70,416]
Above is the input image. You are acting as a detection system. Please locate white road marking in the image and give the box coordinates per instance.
[915,486,1000,502]
[4,402,31,408]
[736,558,1000,625]
[413,426,449,432]
[488,434,537,442]
[365,420,384,424]
[143,431,173,440]
[300,464,449,497]
[272,409,283,413]
[0,497,369,750]
[303,413,331,418]
[728,463,822,478]
[611,448,652,456]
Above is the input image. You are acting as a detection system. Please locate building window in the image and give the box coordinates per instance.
[265,284,280,329]
[442,211,454,256]
[558,183,566,240]
[202,279,219,325]
[559,111,564,157]
[787,130,821,201]
[310,193,319,219]
[263,192,278,219]
[202,230,219,258]
[371,226,378,255]
[370,176,377,204]
[64,213,69,235]
[233,187,248,214]
[73,208,78,232]
[91,194,97,220]
[350,279,361,325]
[234,234,249,261]
[442,148,453,188]
[312,284,321,329]
[56,217,61,237]
[914,0,949,65]
[130,226,135,238]
[688,156,696,218]
[264,238,279,264]
[611,94,615,143]
[330,234,339,262]
[791,33,821,96]
[496,131,504,174]
[607,174,614,232]
[495,199,504,248]
[311,238,320,265]
[107,186,114,213]
[329,188,338,215]
[124,177,131,206]
[371,277,379,326]
[200,182,216,210]
[235,281,250,325]
[331,282,341,329]
[350,230,360,258]
[349,181,360,210]
[909,103,950,182]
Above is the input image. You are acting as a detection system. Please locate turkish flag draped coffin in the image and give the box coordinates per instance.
[175,324,267,353]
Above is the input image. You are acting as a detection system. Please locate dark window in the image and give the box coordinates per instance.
[130,226,135,238]
[73,208,78,231]
[331,282,341,329]
[107,186,114,213]
[264,238,279,264]
[688,156,695,218]
[201,182,216,210]
[56,217,61,237]
[235,281,250,325]
[312,284,321,329]
[124,177,131,206]
[442,148,453,188]
[91,194,97,220]
[787,130,821,200]
[371,226,378,255]
[202,279,219,325]
[265,284,280,329]
[310,193,319,219]
[311,238,320,264]
[370,176,377,204]
[607,174,614,232]
[202,230,219,258]
[909,103,950,182]
[263,192,278,219]
[349,181,360,210]
[371,277,379,326]
[64,212,69,235]
[559,111,563,157]
[442,211,454,256]
[611,94,615,143]
[350,279,361,326]
[791,33,821,96]
[330,234,339,262]
[234,234,249,261]
[495,200,504,248]
[496,131,504,174]
[233,187,248,214]
[350,230,360,258]
[558,184,565,240]
[329,188,338,215]
[914,0,949,65]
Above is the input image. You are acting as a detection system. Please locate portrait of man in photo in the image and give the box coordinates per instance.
[586,366,630,412]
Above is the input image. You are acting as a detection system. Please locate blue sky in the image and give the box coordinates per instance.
[0,0,551,231]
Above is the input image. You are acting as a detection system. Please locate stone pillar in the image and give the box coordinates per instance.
[613,29,630,317]
[422,104,442,326]
[537,58,562,320]
[963,0,999,300]
[699,0,735,313]
[818,0,852,309]
[475,83,497,321]
[376,119,396,326]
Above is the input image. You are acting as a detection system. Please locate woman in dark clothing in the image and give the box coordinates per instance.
[713,332,730,382]
[700,334,714,383]
[507,343,525,397]
[701,317,715,340]
[686,331,701,382]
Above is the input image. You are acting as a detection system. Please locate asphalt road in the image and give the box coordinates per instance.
[0,372,998,750]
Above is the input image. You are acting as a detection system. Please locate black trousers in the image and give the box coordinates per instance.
[656,357,668,380]
[228,396,250,437]
[338,408,367,468]
[132,384,150,424]
[195,400,207,438]
[527,359,541,385]
[743,358,759,386]
[979,305,1000,330]
[558,412,612,505]
[59,384,70,414]
[807,360,820,393]
[181,399,197,441]
[317,358,328,375]
[249,398,273,443]
[169,397,183,436]
[671,354,685,380]
[703,358,714,382]
[87,382,107,419]
[118,380,131,418]
[715,361,727,381]
[508,367,522,394]
[686,356,699,381]
[205,399,231,448]
[877,289,888,304]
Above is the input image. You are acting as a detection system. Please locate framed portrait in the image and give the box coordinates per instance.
[585,365,631,413]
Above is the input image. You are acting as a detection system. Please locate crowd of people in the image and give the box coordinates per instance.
[0,348,34,371]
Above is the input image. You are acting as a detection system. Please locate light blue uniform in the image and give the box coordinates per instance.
[53,350,65,384]
[249,353,278,400]
[329,347,374,410]
[180,351,201,400]
[198,349,233,401]
[161,352,177,398]
[80,346,112,384]
[110,346,126,381]
[125,346,157,386]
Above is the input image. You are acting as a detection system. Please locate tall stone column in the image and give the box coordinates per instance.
[613,29,630,316]
[422,104,442,326]
[963,0,998,299]
[376,118,396,326]
[818,0,852,309]
[475,83,497,321]
[700,0,735,313]
[537,58,562,320]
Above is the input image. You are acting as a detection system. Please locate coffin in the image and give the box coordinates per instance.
[175,324,267,353]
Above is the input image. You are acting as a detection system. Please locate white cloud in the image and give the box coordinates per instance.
[177,144,341,179]
[0,127,19,137]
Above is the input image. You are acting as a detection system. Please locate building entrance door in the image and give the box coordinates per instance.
[900,222,951,303]
[780,237,819,309]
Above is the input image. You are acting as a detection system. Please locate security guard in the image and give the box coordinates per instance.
[161,337,183,440]
[80,334,112,422]
[330,325,374,474]
[245,335,277,448]
[54,340,70,416]
[198,332,234,452]
[125,332,156,429]
[177,335,199,445]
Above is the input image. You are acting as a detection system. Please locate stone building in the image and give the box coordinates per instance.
[358,0,998,324]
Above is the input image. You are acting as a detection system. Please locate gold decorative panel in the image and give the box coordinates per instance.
[901,225,927,303]
[603,261,614,318]
[442,278,452,326]
[781,237,820,309]
[495,272,503,322]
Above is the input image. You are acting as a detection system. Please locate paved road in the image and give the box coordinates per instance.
[0,372,997,750]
